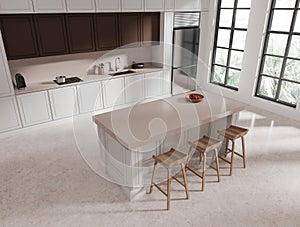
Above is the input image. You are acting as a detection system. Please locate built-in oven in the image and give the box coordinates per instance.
[172,12,200,95]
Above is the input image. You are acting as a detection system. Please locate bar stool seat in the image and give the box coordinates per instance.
[218,125,249,176]
[149,148,189,210]
[186,136,222,191]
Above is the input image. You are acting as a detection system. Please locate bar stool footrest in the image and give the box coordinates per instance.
[218,155,232,164]
[172,176,186,187]
[152,183,168,197]
[233,151,244,158]
[186,166,204,179]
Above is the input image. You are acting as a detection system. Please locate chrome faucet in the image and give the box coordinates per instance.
[115,57,121,71]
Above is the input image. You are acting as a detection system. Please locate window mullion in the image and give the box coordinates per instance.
[255,0,276,97]
[274,0,299,101]
[210,0,222,84]
[224,0,238,86]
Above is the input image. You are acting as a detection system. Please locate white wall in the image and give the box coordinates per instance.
[198,0,300,122]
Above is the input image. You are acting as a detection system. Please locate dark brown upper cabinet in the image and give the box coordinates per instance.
[119,13,141,48]
[94,14,119,51]
[0,15,39,60]
[35,14,69,56]
[66,14,95,54]
[0,13,161,60]
[141,13,160,46]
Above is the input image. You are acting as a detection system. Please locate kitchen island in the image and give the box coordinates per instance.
[93,90,247,199]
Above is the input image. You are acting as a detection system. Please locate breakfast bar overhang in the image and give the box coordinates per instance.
[93,91,247,199]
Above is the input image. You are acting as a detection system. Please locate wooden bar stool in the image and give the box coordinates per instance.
[186,136,222,192]
[217,125,249,176]
[149,148,189,210]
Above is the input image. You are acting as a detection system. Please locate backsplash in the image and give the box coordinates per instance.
[8,46,153,84]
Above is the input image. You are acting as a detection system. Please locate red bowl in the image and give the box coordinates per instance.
[185,93,204,103]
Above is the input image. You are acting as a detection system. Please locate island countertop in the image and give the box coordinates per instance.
[93,91,247,150]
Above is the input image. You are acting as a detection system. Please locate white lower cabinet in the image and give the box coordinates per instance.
[103,77,125,108]
[125,74,144,103]
[32,0,67,13]
[96,0,121,12]
[145,71,163,98]
[77,82,103,114]
[164,0,174,11]
[174,0,200,11]
[0,0,34,13]
[66,0,96,12]
[48,86,78,120]
[121,0,144,12]
[144,0,164,11]
[0,96,21,133]
[17,91,52,127]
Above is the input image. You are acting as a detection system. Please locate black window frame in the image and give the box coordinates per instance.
[255,0,300,108]
[210,0,251,90]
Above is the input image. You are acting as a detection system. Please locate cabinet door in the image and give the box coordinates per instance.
[49,86,79,120]
[0,96,21,133]
[77,82,103,114]
[0,0,34,13]
[201,0,209,11]
[103,77,124,108]
[66,14,95,53]
[125,74,144,103]
[0,30,13,97]
[121,0,144,12]
[17,91,52,127]
[94,14,119,51]
[95,0,121,12]
[174,0,200,11]
[32,0,67,13]
[144,0,164,12]
[164,0,174,11]
[141,13,160,46]
[145,71,163,98]
[119,13,140,47]
[0,15,39,60]
[66,0,95,12]
[35,15,69,56]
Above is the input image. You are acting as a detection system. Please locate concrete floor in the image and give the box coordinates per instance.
[1,106,300,227]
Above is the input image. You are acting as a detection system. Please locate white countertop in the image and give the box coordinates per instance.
[15,66,164,95]
[93,91,248,149]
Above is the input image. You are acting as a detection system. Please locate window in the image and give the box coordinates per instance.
[211,0,251,90]
[256,0,300,107]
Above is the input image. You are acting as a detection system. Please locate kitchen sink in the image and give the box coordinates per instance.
[109,69,136,76]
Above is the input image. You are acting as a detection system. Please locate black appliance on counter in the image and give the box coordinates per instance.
[53,76,82,85]
[15,73,27,90]
[172,12,200,95]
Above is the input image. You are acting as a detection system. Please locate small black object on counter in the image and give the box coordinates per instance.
[132,62,144,69]
[54,76,82,85]
[15,73,27,90]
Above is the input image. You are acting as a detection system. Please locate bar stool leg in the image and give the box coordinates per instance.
[186,145,193,167]
[181,163,189,199]
[230,140,235,176]
[202,153,206,191]
[167,168,171,210]
[215,149,221,182]
[199,151,202,165]
[224,139,229,157]
[241,136,246,168]
[149,160,157,194]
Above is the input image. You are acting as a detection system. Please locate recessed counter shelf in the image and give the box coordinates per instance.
[93,91,247,199]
